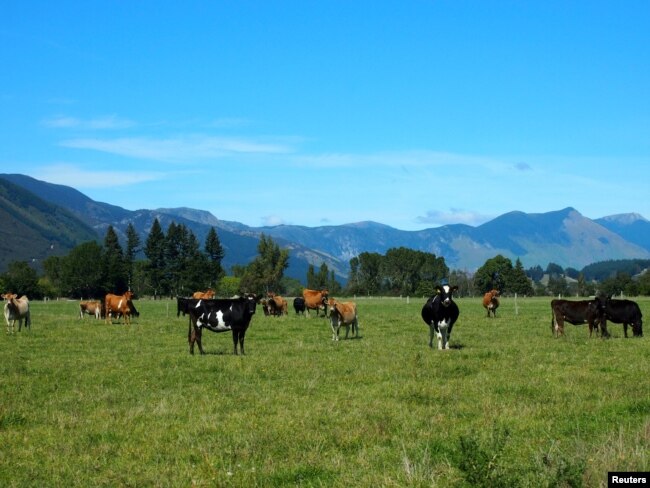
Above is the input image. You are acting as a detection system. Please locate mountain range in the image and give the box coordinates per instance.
[1,173,649,281]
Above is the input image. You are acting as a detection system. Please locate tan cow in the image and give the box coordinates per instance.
[482,289,500,318]
[302,289,329,317]
[79,300,102,319]
[105,291,135,325]
[267,295,288,316]
[328,298,358,341]
[2,293,31,333]
[192,289,215,299]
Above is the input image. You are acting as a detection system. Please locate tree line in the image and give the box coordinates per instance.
[1,218,649,299]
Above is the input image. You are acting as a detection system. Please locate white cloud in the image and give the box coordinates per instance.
[415,208,493,227]
[43,115,135,130]
[261,215,290,226]
[30,164,163,188]
[60,135,295,162]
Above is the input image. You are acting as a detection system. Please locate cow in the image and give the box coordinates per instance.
[482,289,500,318]
[267,295,288,316]
[187,294,257,355]
[550,299,604,338]
[177,296,192,317]
[192,289,215,299]
[105,291,135,325]
[293,297,306,315]
[2,293,31,333]
[421,285,460,350]
[595,296,643,338]
[79,300,102,319]
[328,298,359,341]
[302,289,329,317]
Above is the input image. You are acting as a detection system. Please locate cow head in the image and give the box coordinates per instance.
[435,284,458,306]
[244,293,257,315]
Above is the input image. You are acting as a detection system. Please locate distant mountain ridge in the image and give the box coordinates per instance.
[1,173,649,280]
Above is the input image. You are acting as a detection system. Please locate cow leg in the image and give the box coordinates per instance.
[232,330,245,355]
[428,324,435,348]
[330,318,339,341]
[623,323,629,338]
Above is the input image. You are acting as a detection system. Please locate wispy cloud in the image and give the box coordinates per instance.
[415,208,493,227]
[60,135,296,162]
[31,164,163,188]
[261,215,291,226]
[43,115,135,130]
[515,162,532,171]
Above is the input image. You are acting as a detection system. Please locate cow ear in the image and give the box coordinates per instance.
[451,286,459,292]
[435,285,442,294]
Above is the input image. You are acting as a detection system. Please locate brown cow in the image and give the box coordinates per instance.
[105,291,135,325]
[192,289,215,299]
[79,300,102,319]
[2,293,31,333]
[267,295,288,316]
[302,289,329,317]
[482,289,500,318]
[328,298,358,340]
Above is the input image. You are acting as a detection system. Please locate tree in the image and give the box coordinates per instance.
[60,241,105,298]
[204,227,225,286]
[356,252,383,295]
[474,255,513,294]
[240,234,289,295]
[145,218,166,299]
[125,223,141,290]
[546,262,564,277]
[306,264,317,289]
[103,226,127,293]
[508,258,534,296]
[2,261,40,298]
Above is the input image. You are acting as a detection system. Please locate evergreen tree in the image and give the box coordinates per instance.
[103,225,127,293]
[306,264,317,289]
[508,258,534,296]
[144,218,166,299]
[125,223,141,290]
[61,241,105,298]
[204,227,225,286]
[474,255,513,294]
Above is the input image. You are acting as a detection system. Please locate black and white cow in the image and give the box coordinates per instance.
[293,297,306,316]
[421,285,460,350]
[595,296,643,338]
[187,295,257,355]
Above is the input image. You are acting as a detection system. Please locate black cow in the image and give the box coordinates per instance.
[177,296,192,317]
[293,297,306,315]
[187,295,257,355]
[595,296,643,338]
[550,299,604,338]
[421,285,460,349]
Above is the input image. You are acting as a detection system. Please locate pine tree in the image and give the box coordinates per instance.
[144,218,166,299]
[103,225,127,293]
[204,227,225,286]
[125,223,141,290]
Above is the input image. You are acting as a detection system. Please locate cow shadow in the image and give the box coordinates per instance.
[449,343,465,350]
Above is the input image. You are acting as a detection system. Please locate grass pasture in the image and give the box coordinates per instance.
[1,296,649,487]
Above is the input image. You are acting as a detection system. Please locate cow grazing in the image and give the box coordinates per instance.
[267,295,288,316]
[595,296,643,338]
[482,289,500,318]
[105,291,136,325]
[328,298,359,341]
[421,285,460,350]
[550,299,603,338]
[187,295,257,355]
[2,293,31,333]
[302,289,329,317]
[293,297,306,315]
[192,289,215,299]
[79,300,102,319]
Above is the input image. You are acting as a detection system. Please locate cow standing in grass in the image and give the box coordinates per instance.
[421,285,459,350]
[550,299,603,338]
[595,296,643,338]
[328,298,359,341]
[302,289,329,317]
[2,293,31,333]
[187,294,257,355]
[482,289,500,318]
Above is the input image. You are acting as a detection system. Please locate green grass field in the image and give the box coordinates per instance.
[1,296,649,487]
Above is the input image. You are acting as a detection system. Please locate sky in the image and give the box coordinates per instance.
[2,1,649,231]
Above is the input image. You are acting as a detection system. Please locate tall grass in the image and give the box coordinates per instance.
[1,296,648,487]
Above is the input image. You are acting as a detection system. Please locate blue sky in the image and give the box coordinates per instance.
[2,1,649,231]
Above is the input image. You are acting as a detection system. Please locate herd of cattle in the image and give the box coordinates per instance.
[2,285,644,354]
